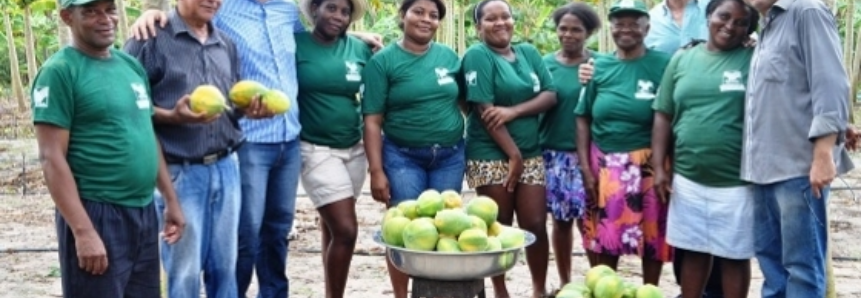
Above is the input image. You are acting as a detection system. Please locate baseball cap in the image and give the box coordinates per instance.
[60,0,112,8]
[608,0,649,18]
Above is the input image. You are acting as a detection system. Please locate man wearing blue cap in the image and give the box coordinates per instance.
[31,0,185,296]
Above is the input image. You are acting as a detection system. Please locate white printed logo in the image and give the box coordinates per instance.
[530,72,540,93]
[436,67,454,85]
[357,84,364,102]
[719,70,745,92]
[465,70,477,86]
[33,86,49,108]
[131,83,150,109]
[345,61,361,82]
[634,79,656,100]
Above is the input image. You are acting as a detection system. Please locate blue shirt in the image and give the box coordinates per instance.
[214,0,306,143]
[645,0,710,54]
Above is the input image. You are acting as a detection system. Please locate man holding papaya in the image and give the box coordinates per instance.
[123,0,274,296]
[127,0,382,296]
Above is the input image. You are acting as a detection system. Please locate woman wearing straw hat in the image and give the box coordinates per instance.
[295,0,372,296]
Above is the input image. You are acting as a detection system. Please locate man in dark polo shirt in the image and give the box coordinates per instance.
[123,0,270,296]
[32,0,185,296]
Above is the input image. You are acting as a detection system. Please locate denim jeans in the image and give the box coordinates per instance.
[154,154,241,298]
[754,176,829,298]
[235,141,301,298]
[382,138,466,206]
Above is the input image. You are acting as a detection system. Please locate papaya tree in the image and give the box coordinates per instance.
[2,0,27,110]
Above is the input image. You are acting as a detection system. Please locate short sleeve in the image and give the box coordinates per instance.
[31,64,75,128]
[574,80,595,117]
[525,45,555,92]
[461,48,496,104]
[360,58,388,115]
[123,38,164,90]
[653,52,682,116]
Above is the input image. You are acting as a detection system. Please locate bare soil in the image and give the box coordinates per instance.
[1,136,860,297]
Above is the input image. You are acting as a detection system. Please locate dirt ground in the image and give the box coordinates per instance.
[2,137,861,298]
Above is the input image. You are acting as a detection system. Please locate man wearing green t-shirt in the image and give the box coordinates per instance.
[31,0,184,296]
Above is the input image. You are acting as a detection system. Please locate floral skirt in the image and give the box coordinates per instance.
[580,143,673,262]
[543,149,586,222]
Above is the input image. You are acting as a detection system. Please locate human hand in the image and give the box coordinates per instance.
[370,170,391,205]
[481,106,518,130]
[74,229,108,275]
[171,95,220,124]
[130,9,168,40]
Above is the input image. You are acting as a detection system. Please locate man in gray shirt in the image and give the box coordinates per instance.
[744,0,853,297]
[123,0,270,296]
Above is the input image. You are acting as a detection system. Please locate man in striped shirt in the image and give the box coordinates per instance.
[129,0,382,296]
[123,0,274,296]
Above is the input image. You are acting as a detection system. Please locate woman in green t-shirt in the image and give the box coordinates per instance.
[573,0,672,286]
[461,0,557,296]
[539,2,602,286]
[295,0,372,296]
[651,0,758,297]
[360,0,465,296]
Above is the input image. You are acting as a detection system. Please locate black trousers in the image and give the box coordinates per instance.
[56,200,160,298]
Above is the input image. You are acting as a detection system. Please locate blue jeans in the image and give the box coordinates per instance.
[155,154,241,298]
[754,176,828,298]
[383,138,466,206]
[235,141,301,298]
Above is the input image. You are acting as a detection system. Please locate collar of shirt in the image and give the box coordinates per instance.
[659,0,700,16]
[167,9,225,45]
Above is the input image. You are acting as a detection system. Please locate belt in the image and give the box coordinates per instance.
[164,142,243,165]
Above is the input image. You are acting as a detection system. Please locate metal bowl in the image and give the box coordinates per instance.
[372,229,536,281]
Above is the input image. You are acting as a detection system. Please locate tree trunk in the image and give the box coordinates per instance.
[24,6,37,85]
[56,0,71,46]
[4,11,27,111]
[116,0,128,44]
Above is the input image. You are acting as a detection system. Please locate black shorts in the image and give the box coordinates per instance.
[56,200,160,298]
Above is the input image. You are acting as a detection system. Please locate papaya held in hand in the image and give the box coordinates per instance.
[189,85,228,117]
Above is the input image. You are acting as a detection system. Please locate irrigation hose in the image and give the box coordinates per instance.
[3,247,861,262]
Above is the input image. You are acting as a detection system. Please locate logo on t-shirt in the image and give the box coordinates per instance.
[33,86,49,108]
[465,70,477,86]
[634,80,656,100]
[435,68,454,85]
[357,84,364,102]
[131,83,150,109]
[719,70,745,92]
[530,72,540,93]
[345,61,361,82]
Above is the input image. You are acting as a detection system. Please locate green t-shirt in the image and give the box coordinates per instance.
[574,49,671,153]
[653,44,753,186]
[462,43,556,160]
[30,47,158,207]
[539,52,593,151]
[361,42,464,147]
[296,32,373,148]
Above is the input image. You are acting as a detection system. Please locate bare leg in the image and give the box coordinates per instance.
[719,257,751,298]
[642,257,665,286]
[515,184,550,298]
[318,198,359,298]
[552,219,574,285]
[679,249,711,298]
[478,185,517,298]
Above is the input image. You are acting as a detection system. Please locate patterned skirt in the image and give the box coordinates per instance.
[543,149,586,222]
[579,143,673,262]
[466,156,545,189]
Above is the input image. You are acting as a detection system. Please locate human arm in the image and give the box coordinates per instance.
[575,83,597,201]
[36,125,108,275]
[363,115,390,204]
[481,47,557,129]
[799,6,851,198]
[462,49,522,192]
[361,59,392,203]
[153,140,185,244]
[650,54,680,203]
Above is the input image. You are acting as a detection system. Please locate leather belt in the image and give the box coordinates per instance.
[164,142,243,165]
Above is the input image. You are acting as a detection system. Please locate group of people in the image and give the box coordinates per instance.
[31,0,854,297]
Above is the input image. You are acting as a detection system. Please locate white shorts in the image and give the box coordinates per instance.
[666,174,755,260]
[300,141,367,208]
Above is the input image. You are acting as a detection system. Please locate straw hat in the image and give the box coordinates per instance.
[299,0,368,25]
